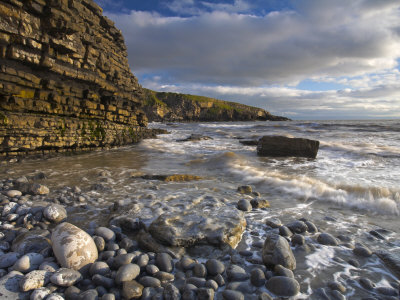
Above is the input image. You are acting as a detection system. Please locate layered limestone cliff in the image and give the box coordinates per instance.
[143,89,290,122]
[0,0,151,156]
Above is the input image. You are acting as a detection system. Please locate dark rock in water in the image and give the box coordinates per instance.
[291,234,305,246]
[140,174,203,182]
[286,220,308,234]
[266,218,282,228]
[164,283,181,300]
[177,134,213,142]
[262,233,296,270]
[359,278,375,290]
[109,216,143,232]
[274,264,294,278]
[266,276,300,297]
[305,221,318,233]
[250,199,270,209]
[237,185,253,194]
[376,251,400,278]
[317,233,338,246]
[278,226,293,237]
[369,230,386,240]
[375,286,399,297]
[237,199,252,212]
[197,288,214,300]
[257,136,319,158]
[353,243,372,257]
[148,208,246,249]
[239,140,259,146]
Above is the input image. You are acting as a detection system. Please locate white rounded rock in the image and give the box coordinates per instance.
[43,204,67,223]
[6,190,22,198]
[51,222,98,271]
[13,253,44,273]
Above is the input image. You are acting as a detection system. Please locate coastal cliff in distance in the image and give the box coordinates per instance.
[143,89,290,122]
[0,0,152,156]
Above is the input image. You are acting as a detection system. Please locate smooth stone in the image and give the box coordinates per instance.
[266,276,300,297]
[79,289,98,300]
[115,263,140,285]
[197,288,214,300]
[278,226,293,237]
[39,261,59,272]
[227,281,256,294]
[139,276,161,288]
[137,254,149,268]
[213,274,225,287]
[250,199,270,209]
[2,202,19,216]
[46,294,64,300]
[19,270,52,292]
[286,221,308,234]
[226,265,249,282]
[13,253,44,273]
[359,278,375,290]
[205,259,225,276]
[180,256,196,271]
[92,274,114,289]
[43,204,67,223]
[156,253,173,272]
[30,184,49,195]
[262,234,296,270]
[237,185,252,194]
[305,221,318,233]
[0,251,21,268]
[0,270,30,300]
[6,190,22,198]
[95,227,116,243]
[146,264,159,276]
[154,271,175,282]
[348,259,360,267]
[237,199,252,212]
[331,290,346,300]
[11,230,51,255]
[258,292,273,300]
[50,268,82,287]
[186,277,207,288]
[317,233,338,246]
[291,234,305,246]
[193,263,207,278]
[205,279,218,290]
[328,281,347,293]
[250,268,266,287]
[353,244,372,257]
[113,253,134,268]
[51,222,98,271]
[142,287,157,300]
[163,283,181,300]
[30,287,51,300]
[101,294,115,300]
[65,286,81,300]
[90,261,110,276]
[274,264,294,278]
[265,218,282,228]
[94,236,106,252]
[222,289,244,300]
[375,286,399,296]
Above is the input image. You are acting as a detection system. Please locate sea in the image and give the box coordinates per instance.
[3,119,400,298]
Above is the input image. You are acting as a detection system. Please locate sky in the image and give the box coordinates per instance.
[95,0,400,120]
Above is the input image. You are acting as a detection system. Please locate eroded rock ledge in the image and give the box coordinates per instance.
[0,0,149,156]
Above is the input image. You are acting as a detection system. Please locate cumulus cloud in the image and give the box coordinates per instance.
[104,0,400,119]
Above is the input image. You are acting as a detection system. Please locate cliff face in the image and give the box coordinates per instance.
[0,0,150,156]
[143,89,290,122]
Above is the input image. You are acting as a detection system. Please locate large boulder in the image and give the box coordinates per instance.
[257,136,319,158]
[51,222,98,271]
[262,234,296,270]
[148,207,246,249]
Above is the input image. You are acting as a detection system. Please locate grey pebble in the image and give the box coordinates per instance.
[222,289,244,300]
[250,268,266,287]
[156,253,173,272]
[139,276,161,288]
[193,263,207,278]
[115,263,140,285]
[226,264,249,281]
[50,268,83,287]
[90,261,111,277]
[95,227,116,242]
[317,233,338,246]
[92,274,114,289]
[237,199,252,212]
[205,259,225,276]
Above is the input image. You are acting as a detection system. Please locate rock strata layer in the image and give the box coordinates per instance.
[0,0,150,156]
